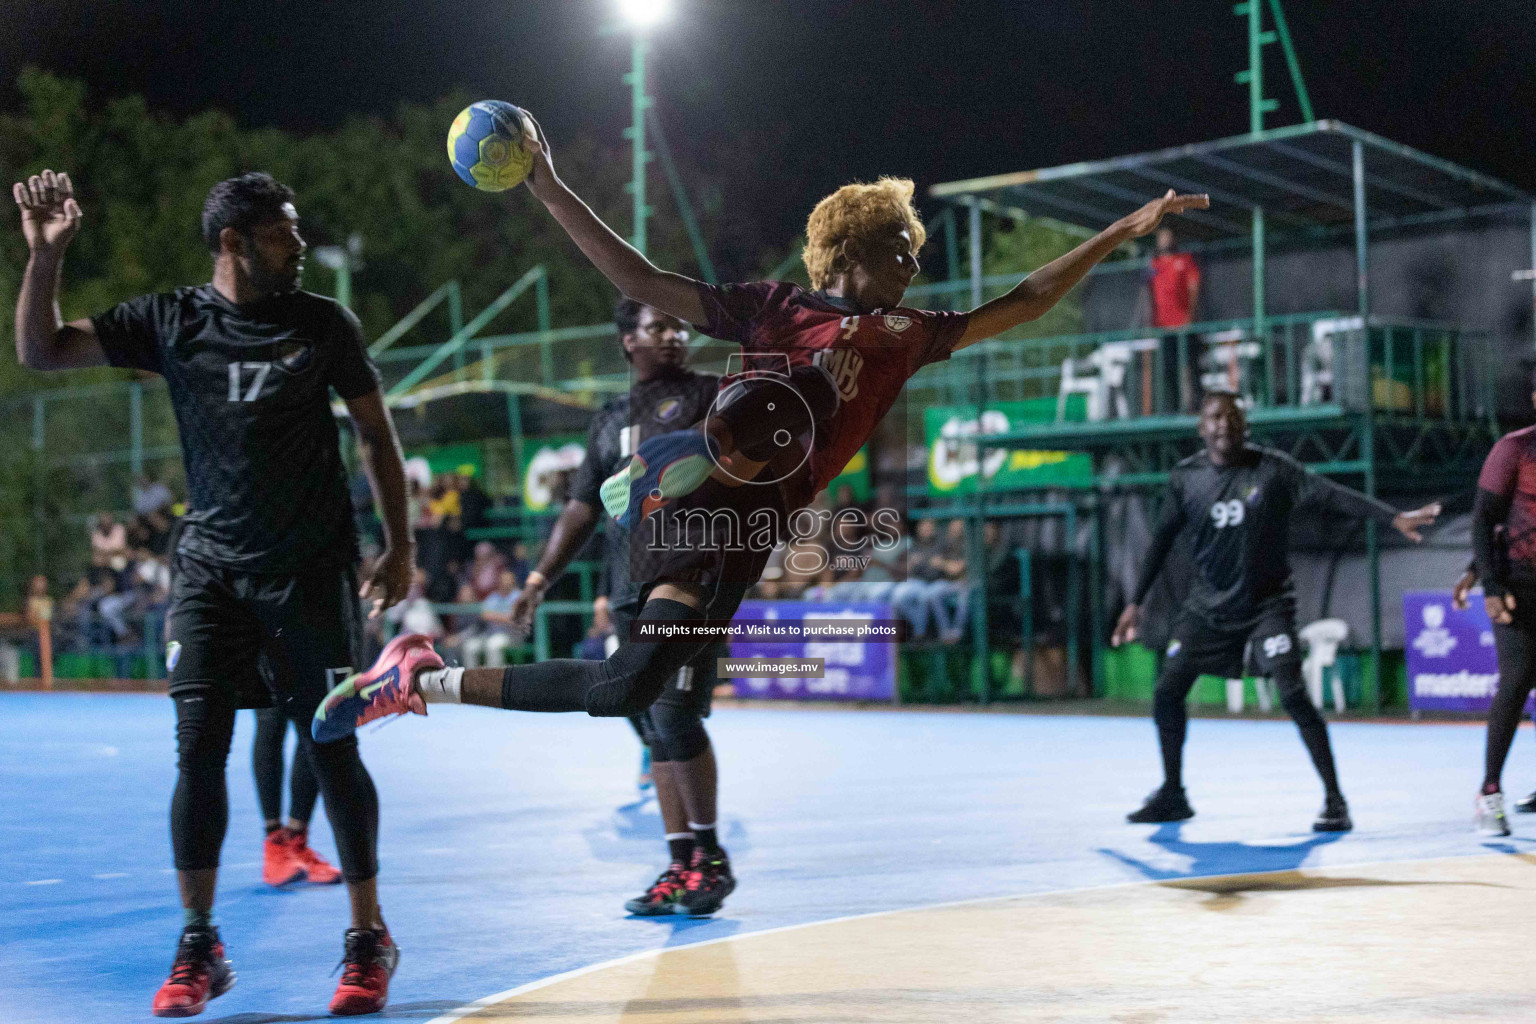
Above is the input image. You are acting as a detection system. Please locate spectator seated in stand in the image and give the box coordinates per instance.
[464,541,506,602]
[577,595,615,660]
[460,569,522,668]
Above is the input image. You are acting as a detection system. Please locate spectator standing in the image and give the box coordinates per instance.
[90,513,129,571]
[1142,227,1202,412]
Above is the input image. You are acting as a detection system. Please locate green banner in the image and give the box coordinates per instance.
[825,446,872,502]
[924,400,1091,495]
[408,443,484,479]
[519,435,587,513]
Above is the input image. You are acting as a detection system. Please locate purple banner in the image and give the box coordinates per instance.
[1404,590,1530,713]
[729,600,897,702]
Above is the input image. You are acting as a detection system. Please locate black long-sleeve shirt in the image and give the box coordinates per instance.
[1132,444,1398,624]
[1471,426,1536,599]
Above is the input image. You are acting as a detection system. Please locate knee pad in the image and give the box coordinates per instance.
[646,700,710,763]
[584,598,703,718]
[714,364,840,461]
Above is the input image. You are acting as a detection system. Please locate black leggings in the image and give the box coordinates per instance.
[252,706,319,826]
[1152,658,1341,798]
[173,693,378,881]
[1486,614,1536,790]
[501,598,710,718]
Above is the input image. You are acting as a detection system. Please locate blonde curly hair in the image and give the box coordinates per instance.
[801,177,926,290]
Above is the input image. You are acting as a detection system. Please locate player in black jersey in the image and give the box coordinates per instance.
[1451,561,1536,815]
[510,299,734,915]
[1112,392,1439,831]
[12,170,414,1016]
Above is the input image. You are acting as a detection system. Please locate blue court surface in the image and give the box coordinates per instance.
[0,692,1529,1023]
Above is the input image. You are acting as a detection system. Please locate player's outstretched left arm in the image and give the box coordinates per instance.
[953,190,1209,352]
[346,390,415,619]
[520,116,707,326]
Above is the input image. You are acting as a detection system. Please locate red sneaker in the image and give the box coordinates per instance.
[151,926,235,1017]
[262,829,304,887]
[329,927,399,1016]
[312,634,443,743]
[290,830,343,885]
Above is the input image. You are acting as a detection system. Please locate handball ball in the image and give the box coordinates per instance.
[446,100,536,192]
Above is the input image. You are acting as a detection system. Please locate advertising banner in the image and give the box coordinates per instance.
[1404,590,1531,713]
[518,434,586,513]
[923,400,1092,496]
[728,600,897,702]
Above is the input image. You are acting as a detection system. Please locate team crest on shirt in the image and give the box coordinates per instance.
[1245,486,1260,504]
[882,314,913,333]
[165,641,182,671]
[1166,639,1181,657]
[654,397,682,423]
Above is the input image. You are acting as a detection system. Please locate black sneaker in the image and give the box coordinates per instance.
[624,863,688,916]
[680,847,736,916]
[151,926,235,1017]
[1514,790,1536,814]
[1312,794,1352,832]
[1126,785,1194,823]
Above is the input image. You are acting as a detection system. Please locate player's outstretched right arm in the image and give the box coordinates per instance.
[521,118,707,326]
[12,170,107,371]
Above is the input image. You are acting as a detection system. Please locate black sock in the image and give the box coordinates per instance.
[691,823,721,855]
[666,833,695,865]
[1277,669,1343,800]
[183,907,214,930]
[264,822,281,835]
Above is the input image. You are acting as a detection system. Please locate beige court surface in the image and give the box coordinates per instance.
[449,854,1536,1024]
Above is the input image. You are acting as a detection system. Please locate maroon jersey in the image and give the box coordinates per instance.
[695,281,968,508]
[1478,425,1536,579]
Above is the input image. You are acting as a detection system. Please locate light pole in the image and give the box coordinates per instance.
[616,0,669,256]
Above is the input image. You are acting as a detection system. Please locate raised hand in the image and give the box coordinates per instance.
[13,169,83,252]
[520,113,558,196]
[1118,189,1210,239]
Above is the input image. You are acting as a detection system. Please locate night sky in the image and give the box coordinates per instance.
[5,1,1534,246]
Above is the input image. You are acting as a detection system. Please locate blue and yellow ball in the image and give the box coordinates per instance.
[446,100,536,192]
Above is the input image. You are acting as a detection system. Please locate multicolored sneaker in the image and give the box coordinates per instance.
[329,927,399,1016]
[290,831,343,885]
[262,828,304,887]
[680,846,736,917]
[312,633,443,743]
[600,429,717,528]
[151,926,235,1017]
[1475,791,1511,837]
[1515,789,1536,814]
[623,863,688,917]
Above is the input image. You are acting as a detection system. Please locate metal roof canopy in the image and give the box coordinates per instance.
[930,120,1532,246]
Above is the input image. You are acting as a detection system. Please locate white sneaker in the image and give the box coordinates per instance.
[1475,791,1511,837]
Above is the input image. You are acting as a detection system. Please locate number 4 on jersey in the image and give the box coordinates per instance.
[228,361,272,402]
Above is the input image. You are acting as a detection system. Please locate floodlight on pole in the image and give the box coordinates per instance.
[617,0,670,29]
[617,1,667,255]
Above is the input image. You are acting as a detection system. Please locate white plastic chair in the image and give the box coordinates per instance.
[1301,317,1362,406]
[1057,343,1138,422]
[1300,618,1350,713]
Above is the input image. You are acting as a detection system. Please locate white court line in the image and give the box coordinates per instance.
[422,851,1507,1024]
[25,879,62,886]
[92,872,129,880]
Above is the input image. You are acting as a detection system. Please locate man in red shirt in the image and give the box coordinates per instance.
[319,117,1205,897]
[1143,227,1201,412]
